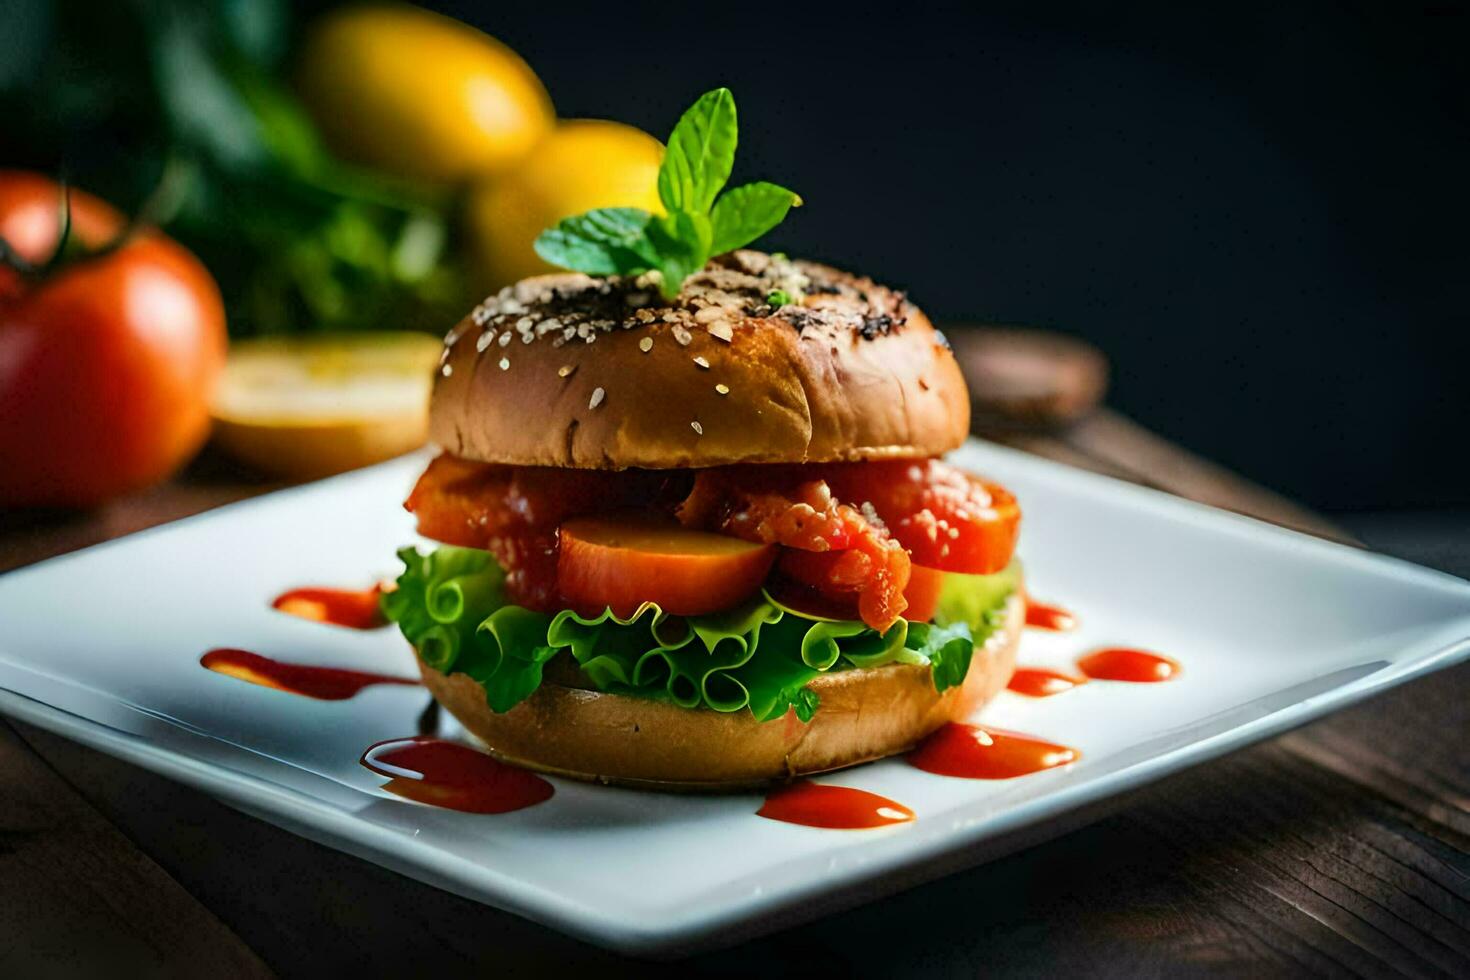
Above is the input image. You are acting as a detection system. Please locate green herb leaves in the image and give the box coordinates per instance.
[658,88,738,215]
[536,207,658,276]
[709,181,801,255]
[534,88,800,299]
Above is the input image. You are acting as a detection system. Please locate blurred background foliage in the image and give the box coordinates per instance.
[0,0,466,336]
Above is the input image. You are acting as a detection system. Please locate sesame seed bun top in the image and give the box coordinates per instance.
[430,250,971,469]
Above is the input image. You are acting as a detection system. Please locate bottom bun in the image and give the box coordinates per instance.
[420,592,1023,791]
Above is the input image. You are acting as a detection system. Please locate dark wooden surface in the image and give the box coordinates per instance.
[0,424,1466,979]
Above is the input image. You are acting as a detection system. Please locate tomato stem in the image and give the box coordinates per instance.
[83,154,192,267]
[1,156,194,285]
[0,234,37,277]
[35,181,75,277]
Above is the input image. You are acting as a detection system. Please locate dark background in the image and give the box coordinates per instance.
[418,0,1469,513]
[5,1,1466,513]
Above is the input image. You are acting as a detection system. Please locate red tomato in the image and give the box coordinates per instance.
[824,459,1021,574]
[902,563,946,622]
[558,516,776,618]
[777,552,946,624]
[679,471,912,632]
[0,172,227,507]
[404,455,690,611]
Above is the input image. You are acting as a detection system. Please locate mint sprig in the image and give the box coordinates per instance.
[533,88,801,300]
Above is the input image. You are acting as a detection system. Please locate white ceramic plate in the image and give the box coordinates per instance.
[1,441,1466,956]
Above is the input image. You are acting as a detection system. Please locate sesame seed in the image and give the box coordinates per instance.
[498,357,510,371]
[693,356,710,369]
[441,363,453,377]
[498,331,512,347]
[715,383,729,395]
[516,317,535,331]
[625,291,650,307]
[589,387,605,409]
[672,325,692,346]
[557,364,576,378]
[707,322,733,342]
[475,331,494,352]
[639,337,654,353]
[522,333,533,344]
[690,421,703,435]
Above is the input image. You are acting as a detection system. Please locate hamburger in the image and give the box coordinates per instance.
[382,90,1023,789]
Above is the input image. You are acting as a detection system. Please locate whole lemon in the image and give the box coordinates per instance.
[296,4,553,182]
[465,119,664,290]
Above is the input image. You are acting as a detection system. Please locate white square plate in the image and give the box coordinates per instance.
[1,441,1467,956]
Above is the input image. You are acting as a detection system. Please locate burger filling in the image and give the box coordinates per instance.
[384,454,1021,722]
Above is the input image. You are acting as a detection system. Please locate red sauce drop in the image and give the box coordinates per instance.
[1007,667,1087,698]
[1025,600,1077,632]
[200,649,418,700]
[272,585,387,630]
[757,781,915,829]
[1076,647,1180,683]
[360,737,554,814]
[909,723,1080,779]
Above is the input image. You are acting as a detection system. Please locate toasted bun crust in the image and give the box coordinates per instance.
[419,593,1022,790]
[430,251,970,469]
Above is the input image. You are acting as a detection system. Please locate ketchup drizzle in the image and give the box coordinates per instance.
[272,585,387,630]
[360,737,554,814]
[909,723,1079,779]
[1007,667,1087,698]
[1076,647,1180,683]
[757,781,914,829]
[200,648,418,700]
[1025,601,1077,632]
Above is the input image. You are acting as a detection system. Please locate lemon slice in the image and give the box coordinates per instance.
[211,333,442,480]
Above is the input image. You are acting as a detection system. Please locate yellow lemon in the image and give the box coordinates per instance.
[465,119,664,290]
[296,4,553,182]
[211,333,442,480]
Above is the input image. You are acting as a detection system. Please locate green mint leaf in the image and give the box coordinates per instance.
[709,181,801,256]
[657,87,738,215]
[646,211,712,299]
[533,207,656,276]
[536,88,799,298]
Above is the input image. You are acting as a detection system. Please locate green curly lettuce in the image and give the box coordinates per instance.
[383,545,1018,723]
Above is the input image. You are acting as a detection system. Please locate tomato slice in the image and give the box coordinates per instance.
[823,459,1021,574]
[679,473,911,632]
[902,564,946,623]
[558,516,777,618]
[777,554,946,624]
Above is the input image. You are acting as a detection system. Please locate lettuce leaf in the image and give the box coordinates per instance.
[384,545,1018,723]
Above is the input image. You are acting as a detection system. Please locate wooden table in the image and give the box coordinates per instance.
[1,415,1466,978]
